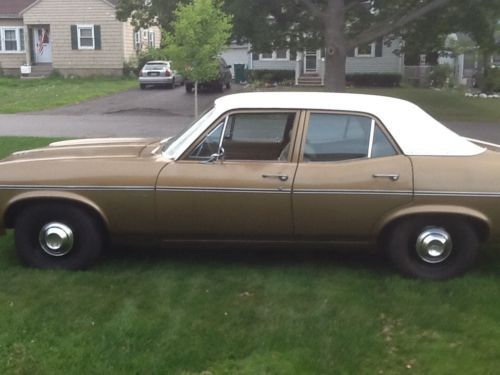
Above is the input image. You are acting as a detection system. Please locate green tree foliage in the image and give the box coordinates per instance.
[117,1,452,91]
[402,0,500,65]
[164,0,232,116]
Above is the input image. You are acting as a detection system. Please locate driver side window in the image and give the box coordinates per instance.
[187,112,296,161]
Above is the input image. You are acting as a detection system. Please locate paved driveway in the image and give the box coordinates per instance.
[0,85,236,138]
[0,86,499,143]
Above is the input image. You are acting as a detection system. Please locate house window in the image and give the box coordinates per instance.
[355,42,375,57]
[260,50,289,60]
[78,25,95,49]
[134,31,141,50]
[0,27,25,53]
[148,31,155,48]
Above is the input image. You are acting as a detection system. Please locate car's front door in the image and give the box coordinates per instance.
[292,111,413,241]
[156,110,301,239]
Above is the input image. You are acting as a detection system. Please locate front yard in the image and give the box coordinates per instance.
[1,75,499,124]
[0,137,500,374]
[0,76,136,114]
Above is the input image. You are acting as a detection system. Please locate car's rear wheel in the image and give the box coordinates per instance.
[140,84,146,90]
[226,81,231,89]
[14,202,104,270]
[185,84,193,93]
[386,216,479,280]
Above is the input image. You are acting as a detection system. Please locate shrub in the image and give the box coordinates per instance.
[478,67,500,93]
[247,70,295,83]
[429,64,453,88]
[346,73,402,87]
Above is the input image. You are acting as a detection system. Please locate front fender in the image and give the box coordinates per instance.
[3,191,110,229]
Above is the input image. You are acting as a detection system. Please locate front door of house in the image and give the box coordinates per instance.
[304,50,318,73]
[33,26,52,63]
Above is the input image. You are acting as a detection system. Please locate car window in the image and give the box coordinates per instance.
[144,63,168,70]
[187,112,296,161]
[304,113,394,162]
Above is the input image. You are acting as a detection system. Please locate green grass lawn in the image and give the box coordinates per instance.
[1,137,500,374]
[252,85,500,123]
[350,87,500,123]
[0,76,136,114]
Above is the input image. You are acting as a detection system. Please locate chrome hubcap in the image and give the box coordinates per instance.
[38,222,74,257]
[415,227,452,264]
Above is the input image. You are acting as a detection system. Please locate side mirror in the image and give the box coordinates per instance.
[201,147,225,164]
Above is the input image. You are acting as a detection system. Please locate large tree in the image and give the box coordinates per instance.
[226,0,453,91]
[119,0,488,91]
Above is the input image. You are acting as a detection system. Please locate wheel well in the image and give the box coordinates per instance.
[377,213,490,250]
[5,198,109,238]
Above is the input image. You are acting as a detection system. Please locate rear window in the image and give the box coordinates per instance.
[144,63,169,70]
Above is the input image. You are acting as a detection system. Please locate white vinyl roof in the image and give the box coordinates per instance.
[214,92,484,157]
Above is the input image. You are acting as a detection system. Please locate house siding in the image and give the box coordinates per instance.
[252,60,296,70]
[23,0,124,76]
[122,20,135,62]
[0,19,27,73]
[346,41,402,74]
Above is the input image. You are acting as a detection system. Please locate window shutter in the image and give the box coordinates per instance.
[347,48,355,57]
[94,25,102,50]
[71,25,78,50]
[375,38,383,57]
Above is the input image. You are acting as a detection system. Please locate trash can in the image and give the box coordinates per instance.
[234,64,246,83]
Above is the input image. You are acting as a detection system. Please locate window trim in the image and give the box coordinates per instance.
[301,110,401,163]
[77,24,95,50]
[0,27,25,54]
[354,42,376,58]
[181,109,300,163]
[259,50,290,61]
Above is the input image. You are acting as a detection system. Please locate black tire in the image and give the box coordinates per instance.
[226,81,231,89]
[216,82,224,92]
[140,84,146,90]
[386,216,479,280]
[14,202,104,270]
[185,84,193,93]
[168,79,175,89]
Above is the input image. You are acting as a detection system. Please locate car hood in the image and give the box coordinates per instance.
[1,138,162,163]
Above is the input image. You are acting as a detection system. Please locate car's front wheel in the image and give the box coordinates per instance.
[14,202,104,270]
[185,83,194,93]
[386,216,479,280]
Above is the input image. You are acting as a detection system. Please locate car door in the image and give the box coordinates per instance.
[155,110,301,239]
[292,111,413,240]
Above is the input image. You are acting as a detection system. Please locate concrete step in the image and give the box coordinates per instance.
[28,64,53,78]
[297,75,323,87]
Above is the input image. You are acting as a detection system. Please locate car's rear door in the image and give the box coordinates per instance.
[292,111,413,241]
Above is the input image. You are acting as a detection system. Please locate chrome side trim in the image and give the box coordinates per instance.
[0,184,154,192]
[157,187,291,194]
[415,191,500,198]
[294,189,412,196]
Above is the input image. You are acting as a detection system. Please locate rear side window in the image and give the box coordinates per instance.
[304,113,396,162]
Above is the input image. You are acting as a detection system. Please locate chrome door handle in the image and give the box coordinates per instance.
[373,173,400,181]
[262,174,289,182]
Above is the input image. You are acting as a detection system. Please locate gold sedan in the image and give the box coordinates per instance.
[1,92,499,279]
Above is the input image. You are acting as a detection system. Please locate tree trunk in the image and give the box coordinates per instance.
[323,0,346,92]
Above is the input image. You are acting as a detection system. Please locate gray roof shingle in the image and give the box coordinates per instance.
[0,0,118,17]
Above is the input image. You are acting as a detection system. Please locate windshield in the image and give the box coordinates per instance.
[162,106,216,159]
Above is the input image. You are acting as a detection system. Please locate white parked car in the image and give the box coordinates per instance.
[139,61,184,89]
